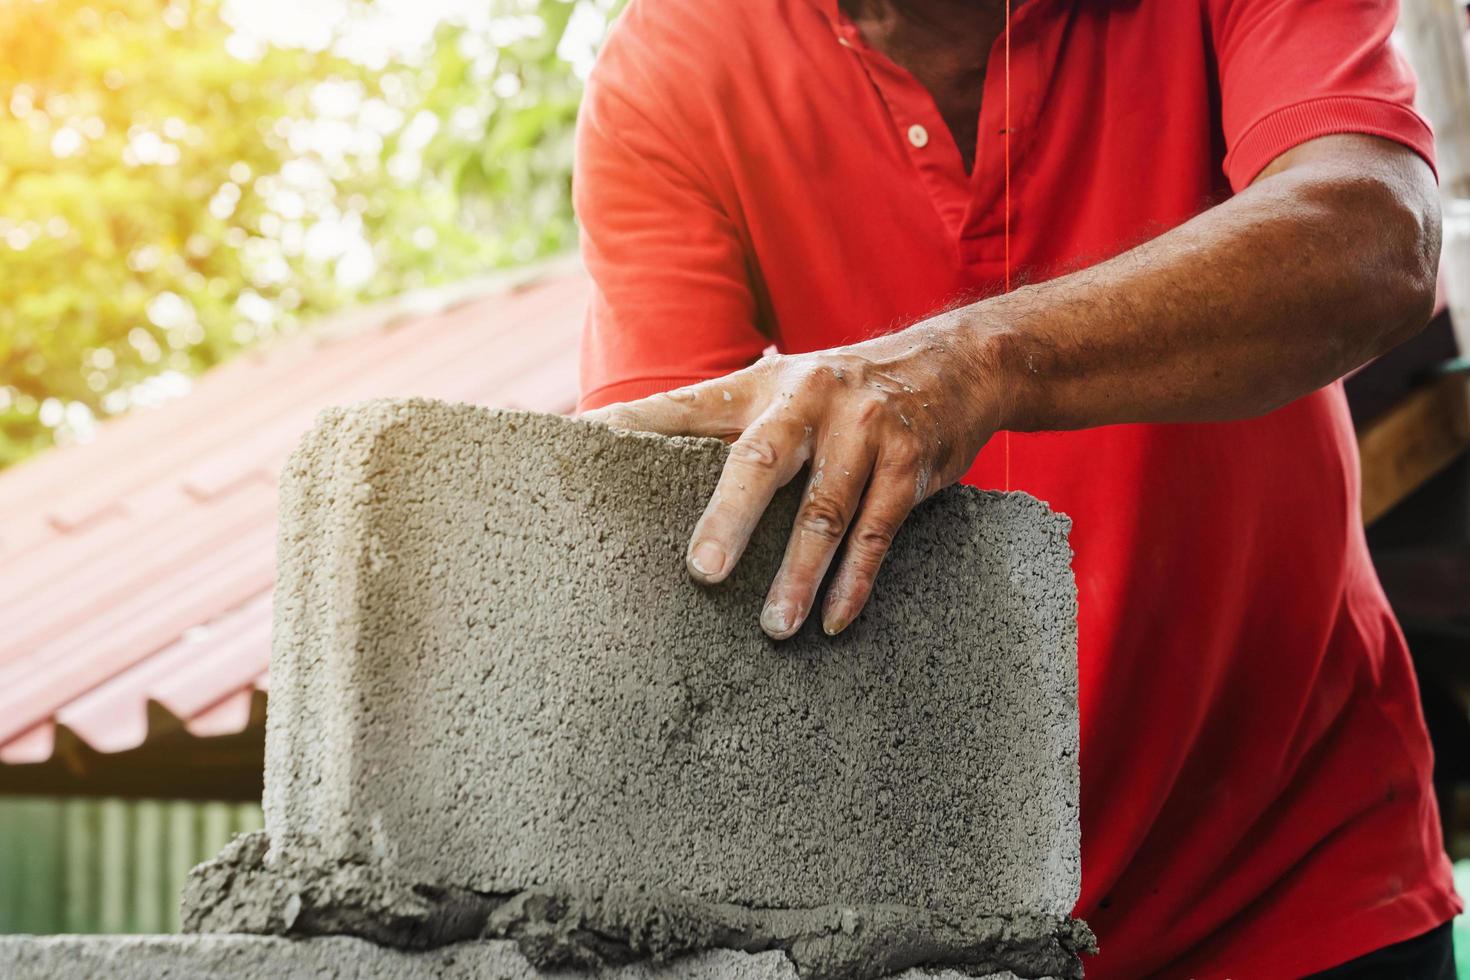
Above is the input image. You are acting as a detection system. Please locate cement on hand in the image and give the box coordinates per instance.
[191,399,1087,978]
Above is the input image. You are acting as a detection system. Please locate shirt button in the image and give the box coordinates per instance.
[907,124,929,148]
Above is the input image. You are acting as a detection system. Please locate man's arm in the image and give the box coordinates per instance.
[574,10,770,411]
[991,134,1439,432]
[583,134,1440,639]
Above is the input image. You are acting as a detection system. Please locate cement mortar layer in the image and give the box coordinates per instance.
[184,833,1093,980]
[240,399,1086,976]
[0,936,1055,980]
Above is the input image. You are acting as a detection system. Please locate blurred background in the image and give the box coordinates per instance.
[0,0,608,937]
[1,0,1469,970]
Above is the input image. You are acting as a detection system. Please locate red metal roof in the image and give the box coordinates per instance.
[0,262,588,765]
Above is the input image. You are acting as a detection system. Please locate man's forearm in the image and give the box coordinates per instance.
[584,134,1442,640]
[968,134,1441,434]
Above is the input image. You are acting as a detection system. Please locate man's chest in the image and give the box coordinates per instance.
[716,2,1229,349]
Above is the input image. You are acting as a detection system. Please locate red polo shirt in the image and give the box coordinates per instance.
[574,0,1461,975]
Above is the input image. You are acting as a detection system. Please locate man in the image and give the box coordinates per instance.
[572,0,1462,974]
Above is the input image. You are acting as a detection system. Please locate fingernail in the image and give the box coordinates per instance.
[761,599,794,637]
[823,609,848,636]
[689,540,725,578]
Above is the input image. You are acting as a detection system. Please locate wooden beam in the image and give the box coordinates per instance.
[1359,372,1470,524]
[0,724,264,802]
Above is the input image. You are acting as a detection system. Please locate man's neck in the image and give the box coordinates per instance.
[840,0,1020,172]
[840,0,1011,56]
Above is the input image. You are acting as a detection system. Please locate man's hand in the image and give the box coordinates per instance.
[581,136,1439,640]
[582,315,1003,639]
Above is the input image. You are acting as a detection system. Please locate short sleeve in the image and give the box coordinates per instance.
[573,19,769,412]
[1211,0,1436,190]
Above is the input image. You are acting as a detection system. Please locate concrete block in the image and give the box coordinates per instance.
[0,935,1039,980]
[191,399,1087,978]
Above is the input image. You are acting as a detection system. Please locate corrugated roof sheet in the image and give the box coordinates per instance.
[0,261,589,765]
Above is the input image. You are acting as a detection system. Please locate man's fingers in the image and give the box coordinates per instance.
[761,439,874,640]
[819,450,921,636]
[581,376,758,439]
[685,412,811,587]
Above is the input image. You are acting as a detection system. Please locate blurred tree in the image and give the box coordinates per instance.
[0,0,614,467]
[362,0,594,286]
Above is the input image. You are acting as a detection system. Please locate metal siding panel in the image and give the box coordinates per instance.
[0,797,262,935]
[97,799,129,934]
[199,802,233,864]
[37,800,64,933]
[62,798,97,933]
[0,800,17,931]
[233,802,263,836]
[131,801,163,934]
[164,801,198,933]
[10,799,62,934]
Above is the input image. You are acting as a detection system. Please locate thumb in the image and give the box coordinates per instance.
[580,379,754,438]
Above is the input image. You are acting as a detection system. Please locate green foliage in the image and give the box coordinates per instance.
[363,1,594,285]
[0,0,614,468]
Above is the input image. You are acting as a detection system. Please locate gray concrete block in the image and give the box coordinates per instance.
[209,399,1085,977]
[0,935,1039,980]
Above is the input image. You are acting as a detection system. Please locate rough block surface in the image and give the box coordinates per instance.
[0,936,1041,980]
[200,399,1086,977]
